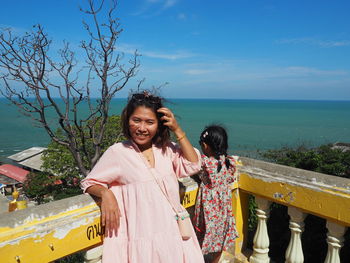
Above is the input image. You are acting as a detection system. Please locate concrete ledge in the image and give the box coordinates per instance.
[0,194,102,263]
[239,157,350,226]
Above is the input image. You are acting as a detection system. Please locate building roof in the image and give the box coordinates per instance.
[7,147,46,172]
[0,175,19,185]
[19,153,44,172]
[0,164,30,183]
[7,147,46,162]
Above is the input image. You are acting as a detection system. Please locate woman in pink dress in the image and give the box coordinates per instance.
[81,91,204,263]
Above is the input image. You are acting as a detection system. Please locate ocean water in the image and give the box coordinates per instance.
[1,98,350,162]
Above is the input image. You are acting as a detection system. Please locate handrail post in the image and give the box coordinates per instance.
[285,207,306,263]
[250,196,271,263]
[324,221,346,263]
[84,245,103,263]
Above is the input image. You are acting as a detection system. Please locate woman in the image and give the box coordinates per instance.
[81,91,204,263]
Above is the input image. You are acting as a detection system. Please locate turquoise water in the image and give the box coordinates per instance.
[1,98,350,162]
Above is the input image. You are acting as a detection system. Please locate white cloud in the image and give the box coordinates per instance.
[184,69,217,75]
[283,66,347,76]
[277,37,350,47]
[0,24,31,35]
[116,43,195,60]
[134,58,350,99]
[177,13,186,21]
[143,50,194,60]
[133,0,178,16]
[163,0,177,9]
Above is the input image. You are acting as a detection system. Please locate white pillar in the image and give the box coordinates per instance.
[285,207,306,263]
[324,221,346,263]
[250,197,271,263]
[84,245,102,263]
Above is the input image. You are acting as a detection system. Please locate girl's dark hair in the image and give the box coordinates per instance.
[199,125,230,172]
[121,91,170,148]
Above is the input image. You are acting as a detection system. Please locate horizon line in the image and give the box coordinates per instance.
[1,97,350,102]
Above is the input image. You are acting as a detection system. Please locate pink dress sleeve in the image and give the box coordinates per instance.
[80,145,121,192]
[167,142,202,178]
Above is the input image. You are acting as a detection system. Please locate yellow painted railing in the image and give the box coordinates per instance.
[0,195,103,263]
[232,157,350,262]
[1,157,349,262]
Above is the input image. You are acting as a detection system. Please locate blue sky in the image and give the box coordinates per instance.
[1,0,350,100]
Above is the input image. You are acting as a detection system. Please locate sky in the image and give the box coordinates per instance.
[1,0,350,100]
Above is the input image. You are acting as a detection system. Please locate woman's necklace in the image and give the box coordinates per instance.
[142,148,154,164]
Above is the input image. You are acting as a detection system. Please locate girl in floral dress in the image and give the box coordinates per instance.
[194,125,239,263]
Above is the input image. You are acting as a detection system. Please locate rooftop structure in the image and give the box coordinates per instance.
[0,164,29,183]
[7,147,46,172]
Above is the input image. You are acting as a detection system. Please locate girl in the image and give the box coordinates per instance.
[81,91,204,263]
[194,125,239,263]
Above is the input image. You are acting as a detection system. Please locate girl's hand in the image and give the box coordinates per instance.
[101,189,121,237]
[157,107,181,133]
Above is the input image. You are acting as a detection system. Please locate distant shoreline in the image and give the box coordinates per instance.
[1,97,350,102]
[1,99,349,163]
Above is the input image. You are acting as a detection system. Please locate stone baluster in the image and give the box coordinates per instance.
[324,221,346,263]
[250,197,271,263]
[285,207,306,263]
[84,245,103,263]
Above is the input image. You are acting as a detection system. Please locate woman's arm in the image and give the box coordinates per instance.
[86,185,121,238]
[157,107,198,163]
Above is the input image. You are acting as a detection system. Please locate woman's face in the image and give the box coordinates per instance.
[129,106,159,150]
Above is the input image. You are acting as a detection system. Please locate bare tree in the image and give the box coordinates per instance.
[0,0,140,176]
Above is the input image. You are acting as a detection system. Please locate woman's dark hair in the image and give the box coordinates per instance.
[121,91,170,148]
[199,125,230,172]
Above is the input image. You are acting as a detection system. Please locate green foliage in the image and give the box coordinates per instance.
[248,195,258,230]
[24,115,124,203]
[22,172,55,204]
[261,143,350,178]
[52,185,83,201]
[42,115,124,179]
[54,251,85,263]
[22,171,83,203]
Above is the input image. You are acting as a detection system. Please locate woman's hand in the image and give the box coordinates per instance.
[100,189,121,238]
[157,107,198,163]
[157,107,182,134]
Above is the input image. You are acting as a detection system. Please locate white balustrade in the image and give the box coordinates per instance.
[324,221,346,263]
[250,197,271,263]
[84,245,103,263]
[285,207,306,263]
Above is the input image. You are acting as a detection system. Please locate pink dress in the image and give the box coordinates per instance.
[81,140,205,263]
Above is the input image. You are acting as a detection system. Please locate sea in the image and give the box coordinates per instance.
[1,98,350,163]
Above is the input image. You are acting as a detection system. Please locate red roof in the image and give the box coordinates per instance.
[0,164,30,183]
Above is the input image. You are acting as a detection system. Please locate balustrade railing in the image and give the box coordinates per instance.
[1,157,349,262]
[235,157,350,263]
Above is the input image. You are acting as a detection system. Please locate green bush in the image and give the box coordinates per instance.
[23,115,124,203]
[261,143,350,178]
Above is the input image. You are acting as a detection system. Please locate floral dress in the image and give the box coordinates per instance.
[193,154,239,255]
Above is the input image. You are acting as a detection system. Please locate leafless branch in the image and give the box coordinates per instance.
[0,0,140,176]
